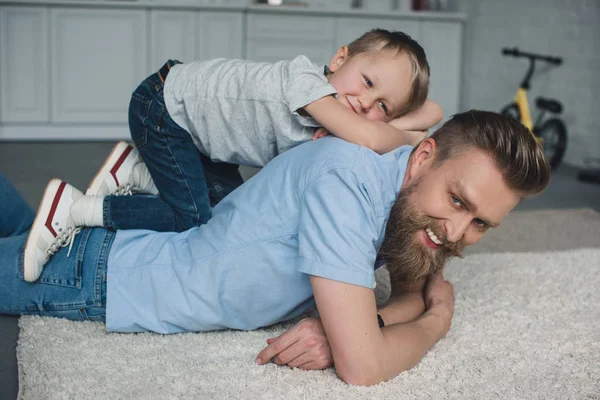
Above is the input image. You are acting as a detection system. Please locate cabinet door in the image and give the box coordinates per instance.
[420,21,463,122]
[334,17,421,50]
[0,6,49,123]
[196,11,243,61]
[151,10,242,67]
[50,8,147,123]
[151,11,196,67]
[246,13,335,65]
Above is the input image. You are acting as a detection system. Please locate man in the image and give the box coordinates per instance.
[0,110,550,386]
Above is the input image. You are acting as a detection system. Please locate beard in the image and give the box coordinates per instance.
[379,181,465,286]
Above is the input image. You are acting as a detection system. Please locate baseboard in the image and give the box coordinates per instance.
[0,125,130,141]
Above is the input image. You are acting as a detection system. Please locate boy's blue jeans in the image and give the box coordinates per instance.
[0,175,111,321]
[103,60,244,232]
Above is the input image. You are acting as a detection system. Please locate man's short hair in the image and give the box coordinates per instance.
[428,110,551,199]
[347,29,430,117]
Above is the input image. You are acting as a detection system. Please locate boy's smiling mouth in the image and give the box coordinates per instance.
[345,96,358,114]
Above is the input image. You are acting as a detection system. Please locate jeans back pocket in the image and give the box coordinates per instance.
[31,228,92,289]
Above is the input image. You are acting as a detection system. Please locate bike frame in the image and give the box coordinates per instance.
[514,88,534,131]
[506,49,560,142]
[502,47,566,168]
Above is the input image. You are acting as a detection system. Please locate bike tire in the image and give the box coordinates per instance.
[501,103,521,121]
[535,118,567,169]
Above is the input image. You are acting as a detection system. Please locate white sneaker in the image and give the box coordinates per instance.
[86,141,158,197]
[23,179,83,282]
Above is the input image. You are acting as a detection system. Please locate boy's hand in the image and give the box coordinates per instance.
[403,130,428,146]
[255,317,333,370]
[312,128,330,140]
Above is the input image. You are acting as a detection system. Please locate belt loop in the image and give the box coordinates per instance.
[158,59,181,83]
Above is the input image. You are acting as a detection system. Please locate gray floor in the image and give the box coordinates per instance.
[1,142,599,399]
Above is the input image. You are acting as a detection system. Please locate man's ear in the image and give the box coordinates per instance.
[328,45,349,73]
[405,138,436,184]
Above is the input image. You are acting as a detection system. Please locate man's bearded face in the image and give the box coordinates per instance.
[379,180,465,285]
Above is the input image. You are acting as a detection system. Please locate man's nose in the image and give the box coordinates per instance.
[444,217,470,243]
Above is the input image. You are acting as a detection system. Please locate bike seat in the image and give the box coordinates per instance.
[535,97,563,114]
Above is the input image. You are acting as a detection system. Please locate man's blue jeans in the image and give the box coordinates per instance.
[103,60,244,232]
[0,175,112,322]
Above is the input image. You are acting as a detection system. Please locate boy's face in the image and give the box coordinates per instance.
[327,47,413,122]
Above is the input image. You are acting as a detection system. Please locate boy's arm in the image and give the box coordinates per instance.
[388,99,443,132]
[303,96,419,154]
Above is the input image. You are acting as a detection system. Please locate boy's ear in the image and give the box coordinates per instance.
[328,45,349,73]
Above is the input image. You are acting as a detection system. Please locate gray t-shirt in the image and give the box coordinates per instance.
[163,56,337,168]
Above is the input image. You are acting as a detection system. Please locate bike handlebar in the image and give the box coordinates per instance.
[502,47,563,65]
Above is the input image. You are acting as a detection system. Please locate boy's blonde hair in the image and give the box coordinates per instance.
[347,29,430,117]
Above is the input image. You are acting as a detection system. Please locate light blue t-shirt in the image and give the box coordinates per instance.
[105,138,412,334]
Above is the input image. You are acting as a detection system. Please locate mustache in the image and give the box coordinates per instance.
[428,227,465,258]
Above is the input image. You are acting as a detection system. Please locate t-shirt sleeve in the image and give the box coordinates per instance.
[284,55,337,125]
[296,168,380,289]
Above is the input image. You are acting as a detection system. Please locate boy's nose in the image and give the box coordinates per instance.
[358,95,375,111]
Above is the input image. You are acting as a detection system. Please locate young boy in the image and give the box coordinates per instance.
[23,29,442,282]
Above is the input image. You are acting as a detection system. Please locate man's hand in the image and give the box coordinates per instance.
[423,273,455,336]
[255,317,333,370]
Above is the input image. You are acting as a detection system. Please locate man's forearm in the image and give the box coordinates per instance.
[377,309,450,382]
[377,291,425,326]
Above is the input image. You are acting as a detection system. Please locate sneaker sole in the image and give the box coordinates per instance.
[23,179,63,282]
[86,141,135,196]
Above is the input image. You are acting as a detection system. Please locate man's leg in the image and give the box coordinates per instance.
[0,227,111,322]
[99,61,212,232]
[0,175,34,238]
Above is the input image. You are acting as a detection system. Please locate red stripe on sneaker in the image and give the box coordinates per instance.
[109,145,133,187]
[45,181,66,238]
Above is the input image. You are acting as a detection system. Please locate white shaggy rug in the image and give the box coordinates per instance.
[17,249,600,400]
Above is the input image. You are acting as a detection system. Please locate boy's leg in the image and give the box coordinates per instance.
[200,153,245,206]
[86,144,243,231]
[85,141,157,198]
[0,174,35,238]
[0,227,111,322]
[100,61,212,232]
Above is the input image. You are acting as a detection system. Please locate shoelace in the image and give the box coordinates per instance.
[46,226,82,258]
[114,184,134,196]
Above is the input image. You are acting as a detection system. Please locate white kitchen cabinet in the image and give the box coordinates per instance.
[50,8,147,123]
[0,6,49,123]
[0,0,465,140]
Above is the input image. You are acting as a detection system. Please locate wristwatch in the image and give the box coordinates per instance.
[377,313,385,328]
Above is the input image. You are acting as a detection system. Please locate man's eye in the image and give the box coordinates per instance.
[363,76,373,88]
[474,218,488,229]
[451,195,462,207]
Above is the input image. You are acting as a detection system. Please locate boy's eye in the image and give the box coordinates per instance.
[378,101,388,114]
[363,75,373,88]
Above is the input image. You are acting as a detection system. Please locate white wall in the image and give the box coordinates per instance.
[455,0,599,167]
